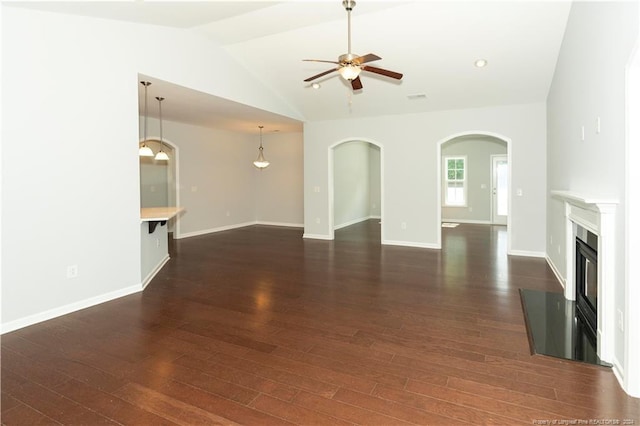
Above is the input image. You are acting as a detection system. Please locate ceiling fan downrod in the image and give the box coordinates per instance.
[343,0,356,55]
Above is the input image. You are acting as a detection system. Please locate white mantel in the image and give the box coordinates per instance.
[551,190,618,362]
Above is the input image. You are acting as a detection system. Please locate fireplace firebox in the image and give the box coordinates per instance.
[575,225,598,343]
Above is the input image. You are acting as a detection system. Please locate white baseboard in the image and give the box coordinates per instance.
[303,233,333,240]
[334,216,371,230]
[256,221,303,228]
[508,249,546,258]
[441,218,492,225]
[176,221,257,239]
[142,254,170,290]
[382,239,439,249]
[545,255,566,289]
[1,284,142,335]
[176,221,304,239]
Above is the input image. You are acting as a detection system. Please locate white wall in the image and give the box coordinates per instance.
[254,131,304,227]
[304,103,546,253]
[442,136,507,223]
[0,6,302,332]
[369,145,381,218]
[625,16,640,397]
[546,1,639,395]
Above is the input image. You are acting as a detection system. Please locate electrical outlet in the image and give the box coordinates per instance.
[155,238,160,248]
[315,218,320,224]
[66,265,78,279]
[401,222,407,230]
[468,207,473,212]
[226,211,230,217]
[550,235,553,245]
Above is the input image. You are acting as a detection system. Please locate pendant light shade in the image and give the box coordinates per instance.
[139,81,154,156]
[253,125,270,169]
[154,96,169,161]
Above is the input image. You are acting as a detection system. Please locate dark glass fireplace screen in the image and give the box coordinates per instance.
[575,228,598,342]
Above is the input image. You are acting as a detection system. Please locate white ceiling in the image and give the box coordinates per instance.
[13,1,572,134]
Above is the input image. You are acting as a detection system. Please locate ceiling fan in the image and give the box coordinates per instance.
[303,0,403,91]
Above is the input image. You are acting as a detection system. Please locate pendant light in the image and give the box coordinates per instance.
[139,81,154,156]
[154,96,169,161]
[253,125,270,169]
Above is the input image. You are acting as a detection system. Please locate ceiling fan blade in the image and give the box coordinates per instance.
[303,59,340,65]
[353,53,381,65]
[304,68,338,82]
[362,65,403,80]
[351,76,363,90]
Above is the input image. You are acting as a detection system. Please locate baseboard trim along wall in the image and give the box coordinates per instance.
[303,233,333,240]
[334,216,374,230]
[0,284,142,335]
[382,239,440,249]
[142,254,170,290]
[545,255,566,289]
[256,221,304,228]
[508,249,546,258]
[177,221,303,239]
[176,221,257,239]
[441,219,492,225]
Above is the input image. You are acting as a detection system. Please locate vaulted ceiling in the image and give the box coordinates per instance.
[13,1,572,133]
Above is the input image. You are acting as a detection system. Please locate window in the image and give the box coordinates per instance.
[444,156,466,206]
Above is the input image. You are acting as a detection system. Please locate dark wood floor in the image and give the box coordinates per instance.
[2,221,639,425]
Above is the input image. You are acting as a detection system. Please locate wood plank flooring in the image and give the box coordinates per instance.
[2,221,639,424]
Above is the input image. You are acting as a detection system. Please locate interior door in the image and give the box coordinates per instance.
[491,155,508,225]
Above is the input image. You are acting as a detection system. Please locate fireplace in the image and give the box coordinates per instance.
[575,225,598,343]
[551,189,617,363]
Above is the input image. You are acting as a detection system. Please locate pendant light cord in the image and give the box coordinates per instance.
[141,81,151,142]
[156,96,165,150]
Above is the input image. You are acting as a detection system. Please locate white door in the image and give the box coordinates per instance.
[491,155,508,225]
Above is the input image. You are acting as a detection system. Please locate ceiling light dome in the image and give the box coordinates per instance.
[338,64,361,81]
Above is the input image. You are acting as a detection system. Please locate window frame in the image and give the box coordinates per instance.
[443,155,468,207]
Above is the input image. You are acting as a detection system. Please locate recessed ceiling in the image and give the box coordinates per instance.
[10,1,572,133]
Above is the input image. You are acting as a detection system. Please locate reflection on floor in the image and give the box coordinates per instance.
[520,289,611,367]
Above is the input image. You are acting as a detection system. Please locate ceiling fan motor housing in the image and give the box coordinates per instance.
[342,0,356,11]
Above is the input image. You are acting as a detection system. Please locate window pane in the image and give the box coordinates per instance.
[447,170,455,180]
[456,159,464,169]
[456,170,464,180]
[448,159,455,169]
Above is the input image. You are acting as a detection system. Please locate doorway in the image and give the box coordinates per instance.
[329,140,383,242]
[491,155,508,225]
[437,132,511,250]
[139,139,179,235]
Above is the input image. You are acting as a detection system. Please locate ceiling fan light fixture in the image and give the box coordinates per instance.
[338,64,361,81]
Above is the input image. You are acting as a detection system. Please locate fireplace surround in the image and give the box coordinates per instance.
[551,190,617,363]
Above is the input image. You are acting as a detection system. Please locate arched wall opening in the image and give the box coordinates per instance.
[436,131,512,251]
[139,137,180,236]
[328,139,384,242]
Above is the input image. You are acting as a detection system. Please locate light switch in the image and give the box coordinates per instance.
[516,189,523,196]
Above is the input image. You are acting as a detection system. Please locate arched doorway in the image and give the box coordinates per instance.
[139,138,180,236]
[436,132,512,251]
[328,139,384,242]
